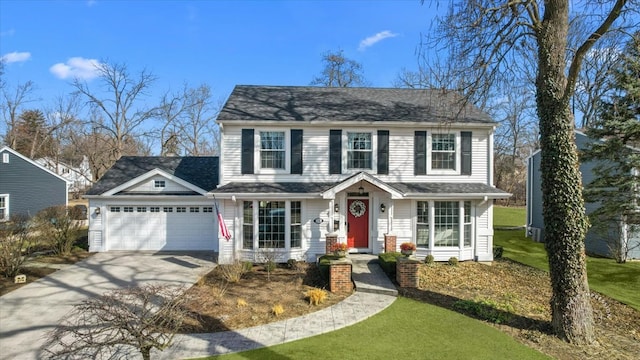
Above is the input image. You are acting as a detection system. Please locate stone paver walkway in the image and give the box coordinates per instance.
[158,254,397,359]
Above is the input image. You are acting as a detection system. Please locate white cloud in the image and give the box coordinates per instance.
[1,51,31,64]
[358,30,398,51]
[49,57,102,80]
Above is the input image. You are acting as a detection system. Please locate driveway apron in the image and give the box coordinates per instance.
[0,251,216,360]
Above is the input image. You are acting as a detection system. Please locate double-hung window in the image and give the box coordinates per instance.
[260,131,285,169]
[416,201,429,248]
[431,134,456,170]
[0,195,8,221]
[347,132,372,169]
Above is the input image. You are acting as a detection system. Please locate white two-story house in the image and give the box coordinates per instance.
[85,85,509,263]
[213,85,509,263]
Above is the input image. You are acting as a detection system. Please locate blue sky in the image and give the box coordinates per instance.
[1,0,439,112]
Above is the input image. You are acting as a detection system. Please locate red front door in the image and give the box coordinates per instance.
[347,199,369,249]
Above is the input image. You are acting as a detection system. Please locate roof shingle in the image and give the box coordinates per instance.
[217,85,494,124]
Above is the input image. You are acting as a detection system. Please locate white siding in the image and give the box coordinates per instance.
[392,200,413,246]
[124,175,193,193]
[221,124,492,185]
[305,199,332,260]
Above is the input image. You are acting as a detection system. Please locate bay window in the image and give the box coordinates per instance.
[416,200,474,248]
[242,200,302,250]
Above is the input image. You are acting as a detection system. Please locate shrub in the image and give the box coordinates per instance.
[219,261,247,283]
[453,298,513,324]
[271,304,284,316]
[264,260,276,273]
[378,252,402,277]
[242,261,254,272]
[493,246,504,259]
[424,254,435,265]
[305,288,328,306]
[448,257,459,266]
[35,205,83,255]
[318,255,331,280]
[0,214,35,278]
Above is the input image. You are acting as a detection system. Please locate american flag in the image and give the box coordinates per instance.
[215,202,231,241]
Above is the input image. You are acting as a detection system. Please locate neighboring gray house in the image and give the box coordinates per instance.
[526,130,640,260]
[0,146,69,221]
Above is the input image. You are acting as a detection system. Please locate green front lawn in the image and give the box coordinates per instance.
[494,229,640,311]
[493,206,526,228]
[199,297,549,360]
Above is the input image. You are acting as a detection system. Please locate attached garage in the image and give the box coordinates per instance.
[85,156,220,253]
[105,204,216,251]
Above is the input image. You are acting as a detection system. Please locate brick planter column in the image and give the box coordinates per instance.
[326,232,338,254]
[329,258,353,293]
[384,234,397,253]
[396,257,420,288]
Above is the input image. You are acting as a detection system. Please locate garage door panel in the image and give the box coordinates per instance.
[107,205,216,251]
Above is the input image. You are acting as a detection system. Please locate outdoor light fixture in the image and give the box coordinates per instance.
[334,203,339,213]
[94,207,101,215]
[380,203,386,213]
[358,185,364,195]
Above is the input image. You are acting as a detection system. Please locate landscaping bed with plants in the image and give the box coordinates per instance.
[402,259,640,360]
[180,261,349,333]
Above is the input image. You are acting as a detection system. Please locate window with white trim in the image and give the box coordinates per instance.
[110,206,121,212]
[189,207,200,213]
[431,133,456,170]
[150,207,160,213]
[243,201,253,249]
[123,206,134,213]
[260,131,285,169]
[464,201,472,247]
[290,201,301,248]
[176,207,186,213]
[415,201,474,249]
[163,206,173,213]
[2,153,8,163]
[0,195,8,221]
[416,201,429,248]
[137,207,147,212]
[203,206,213,213]
[154,180,166,188]
[242,200,302,250]
[347,132,372,169]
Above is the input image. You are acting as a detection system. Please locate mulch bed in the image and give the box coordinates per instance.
[401,259,640,360]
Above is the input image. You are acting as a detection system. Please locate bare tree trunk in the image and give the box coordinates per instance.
[536,0,594,344]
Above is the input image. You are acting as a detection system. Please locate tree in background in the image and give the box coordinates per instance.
[13,109,50,159]
[582,32,640,263]
[1,80,36,149]
[310,50,368,87]
[422,0,636,344]
[72,61,157,169]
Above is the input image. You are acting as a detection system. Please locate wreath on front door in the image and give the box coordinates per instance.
[349,200,366,217]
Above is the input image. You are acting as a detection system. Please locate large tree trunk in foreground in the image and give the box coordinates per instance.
[536,0,594,344]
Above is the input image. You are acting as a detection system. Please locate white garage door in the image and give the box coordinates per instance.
[106,205,217,251]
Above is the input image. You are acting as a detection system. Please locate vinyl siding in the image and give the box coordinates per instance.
[0,149,67,218]
[123,175,195,193]
[220,124,492,184]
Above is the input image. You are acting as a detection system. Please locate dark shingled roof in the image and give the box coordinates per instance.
[390,183,509,196]
[217,85,494,124]
[86,156,219,195]
[212,182,337,194]
[212,181,509,197]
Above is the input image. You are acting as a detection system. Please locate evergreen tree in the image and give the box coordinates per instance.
[583,32,640,262]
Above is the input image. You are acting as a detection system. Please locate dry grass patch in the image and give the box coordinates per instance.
[181,262,348,333]
[403,259,640,360]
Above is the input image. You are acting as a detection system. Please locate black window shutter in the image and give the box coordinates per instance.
[241,129,254,174]
[291,129,303,174]
[329,130,342,174]
[461,131,472,175]
[377,130,389,175]
[414,131,426,175]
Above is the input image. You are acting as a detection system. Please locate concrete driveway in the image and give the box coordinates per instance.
[0,251,216,360]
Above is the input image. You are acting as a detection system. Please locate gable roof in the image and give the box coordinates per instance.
[217,85,494,125]
[86,156,219,195]
[0,146,69,184]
